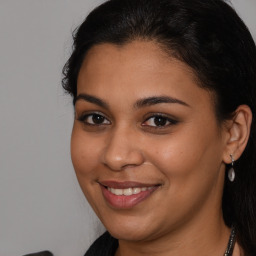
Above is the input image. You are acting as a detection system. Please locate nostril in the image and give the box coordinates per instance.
[102,145,145,171]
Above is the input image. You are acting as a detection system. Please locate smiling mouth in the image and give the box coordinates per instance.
[99,181,161,209]
[107,186,155,196]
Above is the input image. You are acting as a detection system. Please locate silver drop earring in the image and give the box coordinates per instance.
[228,154,235,182]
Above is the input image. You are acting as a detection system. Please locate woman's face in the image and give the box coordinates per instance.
[71,41,227,241]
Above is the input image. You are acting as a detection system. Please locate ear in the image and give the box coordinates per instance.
[222,105,252,164]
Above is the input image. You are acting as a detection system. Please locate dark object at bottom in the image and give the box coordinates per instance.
[23,251,53,256]
[84,232,118,256]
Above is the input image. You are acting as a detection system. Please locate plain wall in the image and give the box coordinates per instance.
[0,1,255,256]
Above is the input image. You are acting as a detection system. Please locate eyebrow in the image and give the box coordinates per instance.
[134,96,190,108]
[74,93,190,109]
[75,93,109,109]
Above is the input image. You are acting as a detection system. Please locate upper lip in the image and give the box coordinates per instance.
[99,180,160,189]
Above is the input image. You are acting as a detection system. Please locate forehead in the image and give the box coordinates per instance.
[78,41,196,87]
[80,40,196,76]
[77,40,215,112]
[83,40,173,68]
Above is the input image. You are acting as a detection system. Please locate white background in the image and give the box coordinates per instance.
[0,1,255,255]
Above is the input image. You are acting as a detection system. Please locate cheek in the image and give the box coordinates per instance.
[144,132,224,223]
[70,127,104,211]
[147,140,195,185]
[70,126,100,179]
[146,124,223,187]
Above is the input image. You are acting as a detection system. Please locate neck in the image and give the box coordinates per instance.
[115,214,231,256]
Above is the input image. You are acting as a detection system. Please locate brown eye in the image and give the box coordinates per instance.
[143,115,177,127]
[78,113,110,125]
[153,116,168,126]
[91,114,105,124]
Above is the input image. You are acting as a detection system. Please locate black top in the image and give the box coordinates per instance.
[23,251,53,256]
[84,232,118,256]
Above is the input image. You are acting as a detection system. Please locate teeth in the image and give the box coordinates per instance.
[133,188,141,194]
[107,187,153,196]
[123,188,133,196]
[115,189,123,196]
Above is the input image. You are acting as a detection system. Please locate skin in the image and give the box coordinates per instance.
[71,41,248,256]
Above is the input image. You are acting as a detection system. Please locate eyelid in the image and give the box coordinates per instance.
[142,113,178,127]
[76,111,111,125]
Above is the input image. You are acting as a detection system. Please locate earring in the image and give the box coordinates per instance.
[228,154,235,182]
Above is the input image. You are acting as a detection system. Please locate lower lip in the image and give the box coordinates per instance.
[100,185,159,209]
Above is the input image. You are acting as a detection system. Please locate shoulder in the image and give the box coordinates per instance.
[84,231,118,256]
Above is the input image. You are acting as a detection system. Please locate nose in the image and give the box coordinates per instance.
[101,126,145,171]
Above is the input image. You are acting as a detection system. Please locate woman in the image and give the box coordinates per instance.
[62,0,256,255]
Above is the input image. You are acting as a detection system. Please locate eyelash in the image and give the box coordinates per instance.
[143,114,178,128]
[77,112,111,126]
[77,112,178,128]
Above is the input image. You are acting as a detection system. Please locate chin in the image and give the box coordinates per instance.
[109,228,150,242]
[102,215,160,242]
